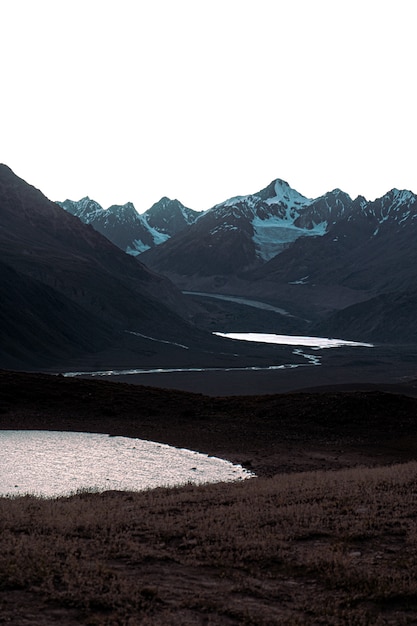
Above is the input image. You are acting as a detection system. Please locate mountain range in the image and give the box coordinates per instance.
[2,165,305,371]
[1,160,416,373]
[57,196,199,255]
[61,179,417,343]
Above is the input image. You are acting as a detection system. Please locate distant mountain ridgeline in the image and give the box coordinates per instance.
[59,180,354,264]
[60,179,417,343]
[57,196,199,256]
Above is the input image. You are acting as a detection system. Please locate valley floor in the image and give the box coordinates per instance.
[78,342,417,398]
[2,370,417,624]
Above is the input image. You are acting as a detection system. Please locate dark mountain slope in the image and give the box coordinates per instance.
[0,261,115,369]
[313,288,417,343]
[0,164,195,333]
[0,165,228,368]
[142,209,257,276]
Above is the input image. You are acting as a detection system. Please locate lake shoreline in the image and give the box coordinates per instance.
[2,368,417,478]
[2,369,417,624]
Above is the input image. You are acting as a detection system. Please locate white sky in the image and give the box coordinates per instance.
[2,0,416,212]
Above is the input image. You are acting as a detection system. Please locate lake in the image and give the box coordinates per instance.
[0,430,254,498]
[213,332,373,348]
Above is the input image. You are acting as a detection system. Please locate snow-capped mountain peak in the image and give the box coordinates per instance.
[145,197,199,233]
[58,195,199,256]
[58,197,104,223]
[105,202,139,223]
[205,181,350,262]
[214,179,311,214]
[60,179,417,286]
[381,188,416,211]
[259,178,312,208]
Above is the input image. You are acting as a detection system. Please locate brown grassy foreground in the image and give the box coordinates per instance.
[2,463,417,624]
[2,370,417,624]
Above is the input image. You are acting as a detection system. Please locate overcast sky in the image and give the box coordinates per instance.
[2,0,415,212]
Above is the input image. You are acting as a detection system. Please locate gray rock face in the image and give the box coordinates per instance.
[58,196,199,256]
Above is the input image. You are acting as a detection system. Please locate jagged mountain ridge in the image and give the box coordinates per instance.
[138,180,417,342]
[60,180,417,290]
[58,196,199,256]
[246,188,417,342]
[139,179,417,286]
[140,179,355,277]
[58,177,417,342]
[59,180,354,268]
[250,188,417,291]
[312,287,417,343]
[12,167,417,347]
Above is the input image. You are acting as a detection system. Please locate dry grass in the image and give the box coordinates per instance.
[2,462,417,624]
[2,372,417,622]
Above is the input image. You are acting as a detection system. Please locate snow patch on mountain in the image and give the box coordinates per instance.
[126,240,151,256]
[210,224,239,236]
[252,215,327,261]
[386,189,415,208]
[59,195,198,256]
[58,197,104,223]
[381,190,417,223]
[288,275,310,285]
[145,221,170,246]
[199,180,335,262]
[179,202,198,224]
[360,188,417,231]
[213,195,260,214]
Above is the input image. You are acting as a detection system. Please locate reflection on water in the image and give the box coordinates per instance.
[214,332,373,348]
[0,431,254,498]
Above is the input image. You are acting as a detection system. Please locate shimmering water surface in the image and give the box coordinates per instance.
[213,332,373,348]
[0,430,254,498]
